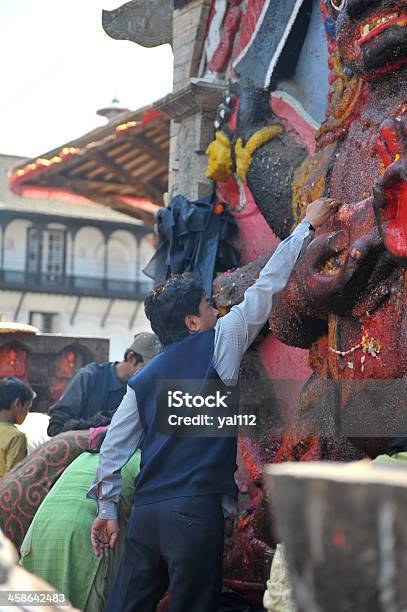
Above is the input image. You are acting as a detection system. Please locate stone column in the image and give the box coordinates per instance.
[156,80,225,200]
[154,0,224,201]
[172,0,211,92]
[102,0,224,202]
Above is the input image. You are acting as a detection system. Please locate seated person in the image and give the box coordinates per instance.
[0,377,34,478]
[47,332,160,436]
[20,450,140,612]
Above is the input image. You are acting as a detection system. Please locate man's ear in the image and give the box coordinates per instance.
[11,398,20,412]
[185,314,200,333]
[127,351,138,365]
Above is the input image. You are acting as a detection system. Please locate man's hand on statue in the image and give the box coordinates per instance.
[303,197,340,229]
[91,517,119,558]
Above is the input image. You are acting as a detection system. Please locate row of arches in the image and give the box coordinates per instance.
[0,219,155,282]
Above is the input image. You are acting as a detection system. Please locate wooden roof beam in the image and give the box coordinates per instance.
[92,151,140,187]
[133,134,168,166]
[54,173,164,206]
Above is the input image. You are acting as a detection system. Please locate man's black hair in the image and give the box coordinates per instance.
[144,274,205,346]
[0,377,34,412]
[123,349,143,363]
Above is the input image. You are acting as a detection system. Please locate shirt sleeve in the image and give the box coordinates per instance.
[47,368,89,436]
[213,221,313,385]
[87,385,144,520]
[6,433,27,472]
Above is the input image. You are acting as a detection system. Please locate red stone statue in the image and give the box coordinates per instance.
[205,0,407,590]
[271,0,407,462]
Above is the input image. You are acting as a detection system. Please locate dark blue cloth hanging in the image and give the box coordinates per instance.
[143,194,239,297]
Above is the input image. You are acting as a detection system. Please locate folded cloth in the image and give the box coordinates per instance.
[88,425,109,451]
[143,194,239,297]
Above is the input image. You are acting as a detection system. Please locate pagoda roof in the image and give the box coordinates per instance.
[9,106,169,226]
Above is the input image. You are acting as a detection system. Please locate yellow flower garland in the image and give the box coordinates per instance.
[235,125,283,183]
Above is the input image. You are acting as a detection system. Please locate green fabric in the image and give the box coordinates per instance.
[372,451,407,468]
[20,451,140,611]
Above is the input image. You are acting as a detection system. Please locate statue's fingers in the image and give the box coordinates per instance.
[378,119,405,158]
[376,135,394,167]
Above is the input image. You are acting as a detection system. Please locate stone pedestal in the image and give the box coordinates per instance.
[265,462,407,612]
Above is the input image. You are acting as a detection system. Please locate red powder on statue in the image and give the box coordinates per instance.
[382,182,407,258]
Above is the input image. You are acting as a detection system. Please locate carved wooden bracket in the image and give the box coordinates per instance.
[102,0,172,47]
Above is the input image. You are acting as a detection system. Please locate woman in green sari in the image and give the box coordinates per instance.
[20,451,140,611]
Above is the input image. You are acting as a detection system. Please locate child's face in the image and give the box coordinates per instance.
[13,398,31,425]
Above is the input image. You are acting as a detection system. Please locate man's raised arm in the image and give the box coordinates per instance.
[213,198,338,384]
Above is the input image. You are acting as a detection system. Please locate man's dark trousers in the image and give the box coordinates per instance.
[106,494,224,612]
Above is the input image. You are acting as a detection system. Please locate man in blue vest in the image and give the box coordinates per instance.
[88,197,337,612]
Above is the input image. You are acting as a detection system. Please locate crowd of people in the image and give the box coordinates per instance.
[0,332,160,608]
[0,196,399,612]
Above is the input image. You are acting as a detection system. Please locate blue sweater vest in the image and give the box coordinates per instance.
[128,330,238,506]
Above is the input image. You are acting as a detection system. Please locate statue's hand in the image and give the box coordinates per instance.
[374,117,407,261]
[375,118,406,168]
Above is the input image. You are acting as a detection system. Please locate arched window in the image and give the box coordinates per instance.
[74,227,105,278]
[138,233,156,282]
[73,226,105,291]
[107,230,137,281]
[3,220,31,273]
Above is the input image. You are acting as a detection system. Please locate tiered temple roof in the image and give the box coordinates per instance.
[9,107,169,226]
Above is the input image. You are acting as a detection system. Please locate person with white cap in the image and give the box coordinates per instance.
[47,333,161,437]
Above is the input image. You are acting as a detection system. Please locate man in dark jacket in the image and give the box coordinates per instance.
[47,333,161,436]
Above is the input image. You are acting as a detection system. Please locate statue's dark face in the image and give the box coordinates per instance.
[333,0,407,77]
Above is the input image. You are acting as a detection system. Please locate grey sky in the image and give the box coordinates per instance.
[0,0,173,158]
